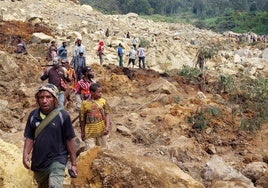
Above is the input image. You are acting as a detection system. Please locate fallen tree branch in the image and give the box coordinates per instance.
[134,92,161,112]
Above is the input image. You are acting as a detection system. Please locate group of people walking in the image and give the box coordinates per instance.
[117,36,146,68]
[22,37,110,187]
[20,33,147,187]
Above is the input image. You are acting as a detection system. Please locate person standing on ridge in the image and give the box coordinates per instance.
[132,36,138,49]
[127,46,136,68]
[195,50,205,71]
[137,44,146,69]
[105,28,109,37]
[117,43,124,67]
[23,83,77,188]
[126,31,130,39]
[97,41,104,66]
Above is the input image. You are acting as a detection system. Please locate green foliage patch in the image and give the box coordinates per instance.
[179,65,201,80]
[186,106,222,130]
[180,67,268,132]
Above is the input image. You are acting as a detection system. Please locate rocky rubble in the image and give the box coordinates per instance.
[0,0,268,187]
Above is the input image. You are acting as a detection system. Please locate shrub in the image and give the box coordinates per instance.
[179,65,201,79]
[139,37,150,48]
[240,117,261,131]
[187,106,222,130]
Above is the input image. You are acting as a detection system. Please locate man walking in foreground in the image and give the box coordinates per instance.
[23,83,78,188]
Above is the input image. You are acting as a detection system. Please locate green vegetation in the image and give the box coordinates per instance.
[186,106,222,130]
[181,66,268,131]
[216,75,236,94]
[197,11,268,34]
[79,0,268,34]
[138,37,150,48]
[179,65,201,81]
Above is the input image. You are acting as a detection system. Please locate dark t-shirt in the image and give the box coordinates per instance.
[24,108,75,171]
[40,66,66,91]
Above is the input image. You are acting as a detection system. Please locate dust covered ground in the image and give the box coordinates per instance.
[0,21,268,187]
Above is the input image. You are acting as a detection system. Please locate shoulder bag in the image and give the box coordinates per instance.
[35,107,62,139]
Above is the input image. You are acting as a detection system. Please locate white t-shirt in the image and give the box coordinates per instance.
[137,47,145,57]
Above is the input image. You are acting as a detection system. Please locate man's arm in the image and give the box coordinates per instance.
[23,138,34,169]
[103,113,110,135]
[66,139,78,176]
[103,101,110,135]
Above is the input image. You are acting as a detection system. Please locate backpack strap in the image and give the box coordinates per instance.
[34,107,63,139]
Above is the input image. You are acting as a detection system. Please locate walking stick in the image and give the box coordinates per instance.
[72,115,79,124]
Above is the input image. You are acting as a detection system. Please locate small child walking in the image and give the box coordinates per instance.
[80,83,110,150]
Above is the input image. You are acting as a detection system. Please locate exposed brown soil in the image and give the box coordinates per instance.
[1,20,268,187]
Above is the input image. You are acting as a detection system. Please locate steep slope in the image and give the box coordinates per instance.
[0,0,268,187]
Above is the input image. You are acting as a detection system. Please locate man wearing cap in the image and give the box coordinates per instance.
[40,58,70,107]
[23,83,78,188]
[97,41,104,65]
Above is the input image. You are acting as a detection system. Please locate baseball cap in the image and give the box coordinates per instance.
[79,49,84,54]
[35,83,59,100]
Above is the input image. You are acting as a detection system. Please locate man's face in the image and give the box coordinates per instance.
[37,91,56,114]
[87,69,95,79]
[61,61,69,67]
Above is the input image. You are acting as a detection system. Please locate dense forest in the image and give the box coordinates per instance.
[79,0,268,34]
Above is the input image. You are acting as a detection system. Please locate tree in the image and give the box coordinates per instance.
[193,0,205,16]
[250,2,258,12]
[231,0,249,11]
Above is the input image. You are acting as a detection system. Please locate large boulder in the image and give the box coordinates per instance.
[73,149,205,188]
[203,155,255,188]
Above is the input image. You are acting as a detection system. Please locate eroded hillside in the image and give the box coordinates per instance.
[0,0,268,187]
